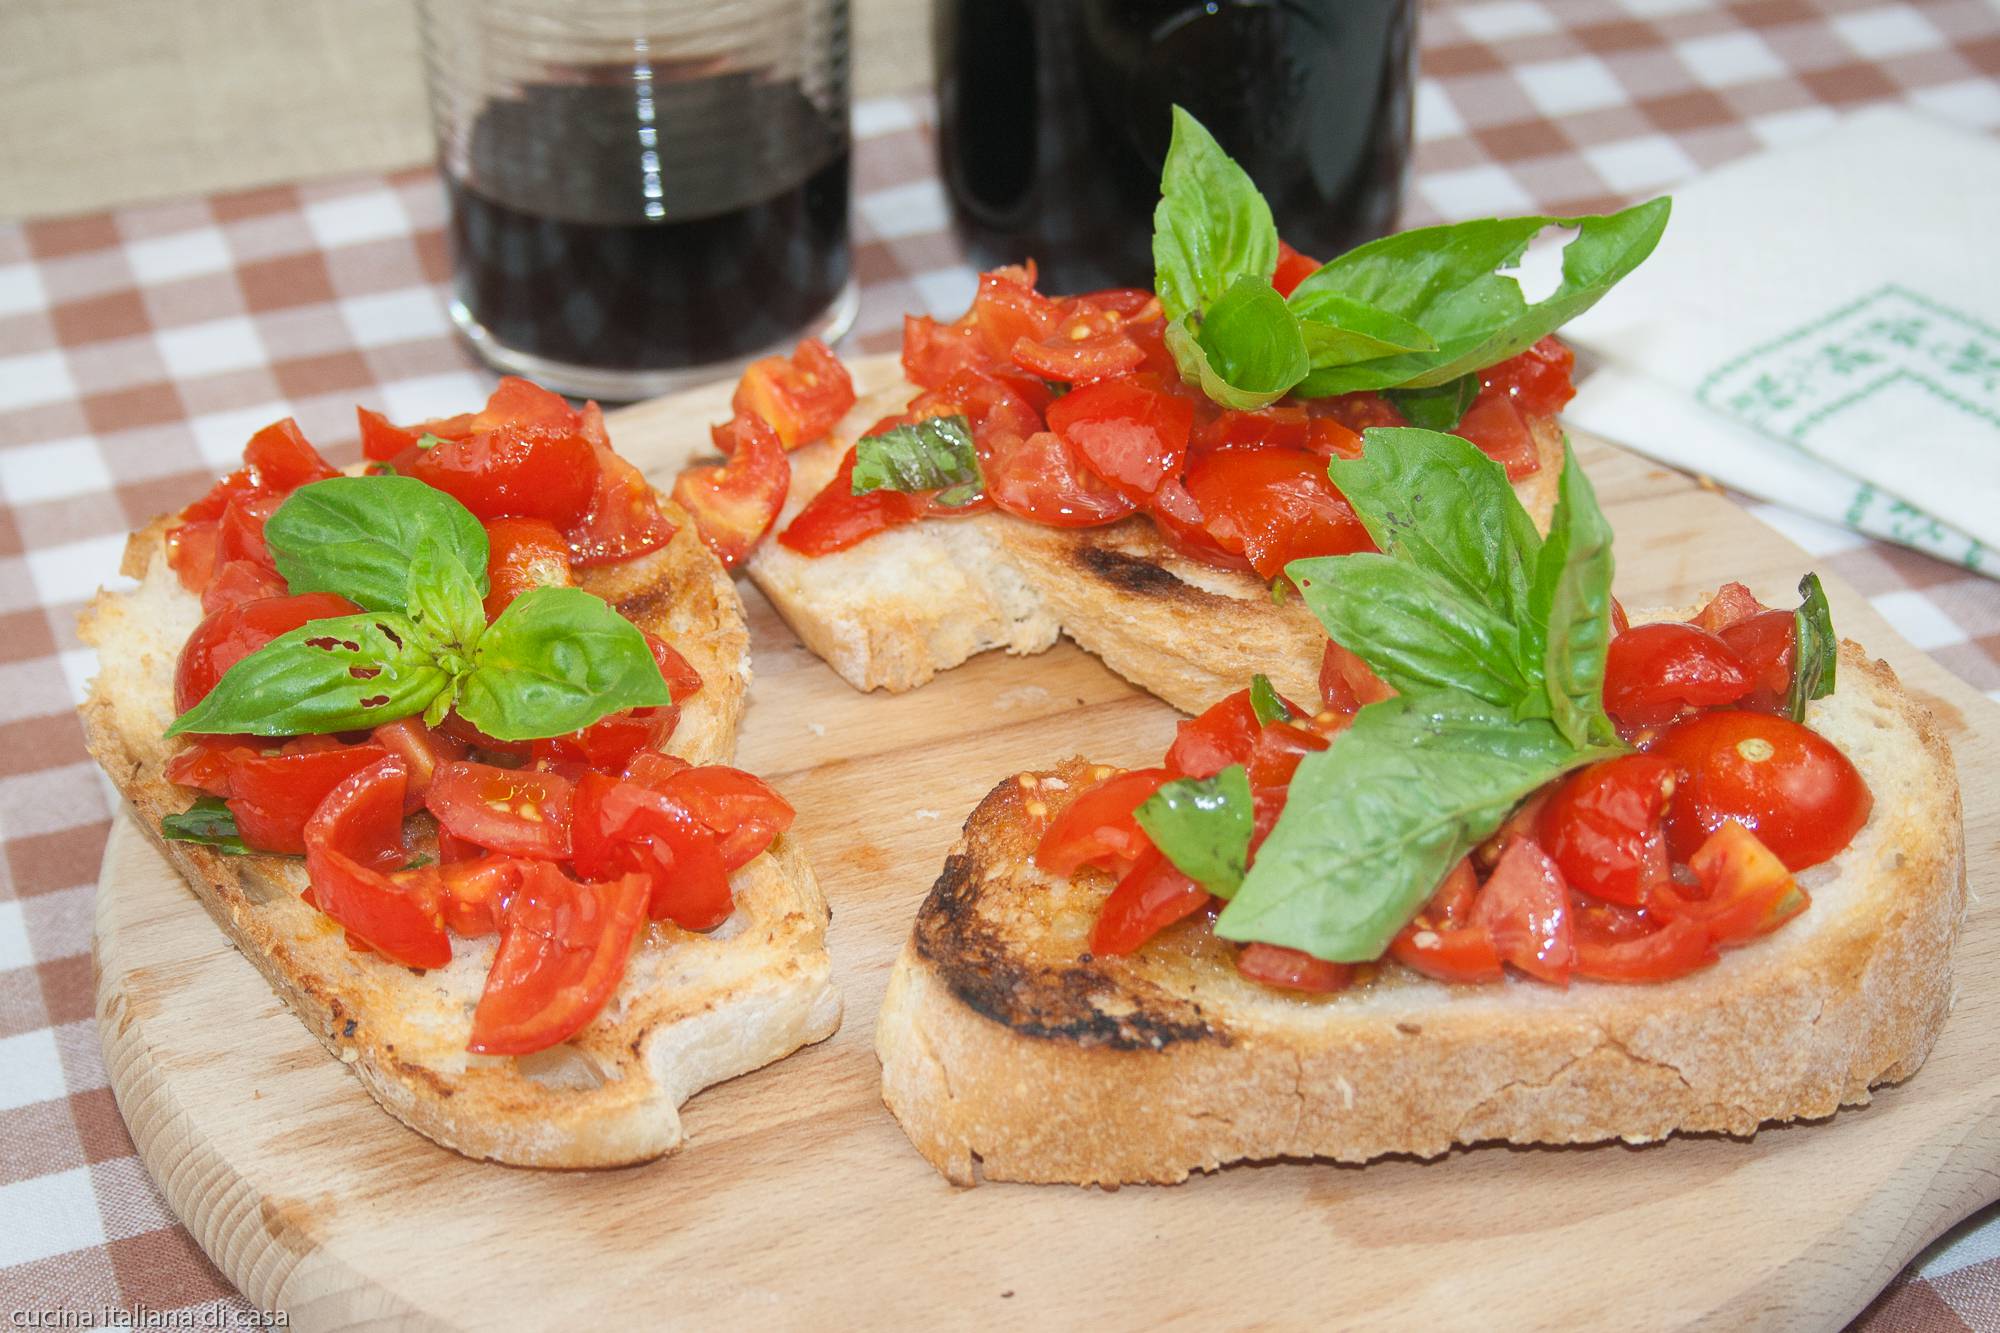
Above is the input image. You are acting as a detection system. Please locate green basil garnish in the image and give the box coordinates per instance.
[1385,374,1481,432]
[160,796,252,855]
[851,415,984,507]
[1787,572,1838,722]
[1151,106,1277,327]
[1248,673,1292,726]
[1133,765,1253,900]
[264,476,489,611]
[1163,274,1310,412]
[454,586,671,741]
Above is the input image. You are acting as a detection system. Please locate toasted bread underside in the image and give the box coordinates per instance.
[80,497,840,1168]
[874,644,1964,1186]
[746,381,1564,713]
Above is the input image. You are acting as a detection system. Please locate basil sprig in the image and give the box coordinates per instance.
[1248,672,1292,726]
[167,477,669,741]
[161,796,252,855]
[1133,765,1253,899]
[1787,572,1838,722]
[1385,375,1481,432]
[1209,430,1626,963]
[1146,106,1667,412]
[851,415,984,507]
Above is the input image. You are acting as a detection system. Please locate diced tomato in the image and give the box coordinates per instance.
[1718,609,1796,714]
[1033,767,1172,878]
[183,418,339,522]
[531,712,665,773]
[466,862,649,1055]
[907,368,1045,450]
[1181,446,1372,580]
[1483,336,1577,419]
[984,429,1139,528]
[1165,691,1261,779]
[1571,913,1712,983]
[1236,942,1351,992]
[777,444,924,555]
[426,761,574,860]
[1089,848,1210,955]
[215,491,283,571]
[570,772,736,929]
[730,338,857,448]
[902,314,994,390]
[1690,582,1768,633]
[302,757,450,969]
[1245,718,1331,792]
[656,765,795,869]
[1271,240,1321,298]
[969,266,1057,362]
[565,443,678,568]
[1475,839,1574,984]
[622,749,692,787]
[200,560,287,614]
[1145,477,1252,571]
[1649,711,1871,871]
[463,377,582,435]
[220,740,391,855]
[435,853,523,937]
[1192,405,1312,453]
[1683,821,1810,945]
[1602,622,1752,730]
[1318,637,1394,715]
[1046,377,1195,503]
[1453,390,1540,481]
[1310,391,1407,434]
[174,591,362,714]
[406,421,600,528]
[483,517,573,619]
[370,716,467,809]
[1391,922,1505,982]
[1011,297,1147,383]
[644,632,703,701]
[1537,755,1676,908]
[357,406,424,462]
[165,519,221,593]
[437,711,533,764]
[673,412,789,568]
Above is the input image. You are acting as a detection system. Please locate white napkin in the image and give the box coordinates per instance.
[1561,107,2000,576]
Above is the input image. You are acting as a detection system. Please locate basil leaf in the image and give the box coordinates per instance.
[1216,691,1618,961]
[1290,199,1671,396]
[1289,291,1439,368]
[1249,673,1292,726]
[1525,444,1620,749]
[1151,106,1278,325]
[160,796,251,855]
[1385,374,1480,432]
[403,540,487,660]
[851,415,984,506]
[455,586,671,741]
[166,613,447,737]
[1134,765,1253,899]
[1165,275,1310,411]
[1787,572,1837,722]
[266,476,489,611]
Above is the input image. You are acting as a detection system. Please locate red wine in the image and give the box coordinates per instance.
[446,72,850,375]
[935,0,1415,294]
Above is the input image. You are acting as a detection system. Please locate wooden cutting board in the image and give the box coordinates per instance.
[95,356,2000,1330]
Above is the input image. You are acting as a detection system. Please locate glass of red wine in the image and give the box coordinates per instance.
[934,0,1416,294]
[420,0,857,400]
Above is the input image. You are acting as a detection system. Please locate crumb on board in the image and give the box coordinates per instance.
[915,809,941,820]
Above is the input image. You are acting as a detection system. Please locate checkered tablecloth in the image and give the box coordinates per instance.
[2,1,1997,1327]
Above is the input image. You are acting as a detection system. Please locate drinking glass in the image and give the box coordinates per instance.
[420,0,858,400]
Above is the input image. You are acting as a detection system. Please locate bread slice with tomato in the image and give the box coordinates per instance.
[873,636,1962,1186]
[80,390,839,1168]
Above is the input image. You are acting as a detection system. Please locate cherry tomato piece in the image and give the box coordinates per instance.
[426,761,575,861]
[985,428,1140,528]
[1602,622,1752,729]
[174,591,362,714]
[565,443,679,567]
[570,772,736,929]
[1571,913,1713,983]
[673,412,790,568]
[483,517,573,619]
[1718,609,1797,714]
[730,338,857,447]
[200,560,286,615]
[1271,240,1321,297]
[1046,377,1195,503]
[1690,582,1768,633]
[1481,335,1577,419]
[1649,711,1872,871]
[1684,821,1810,945]
[370,716,468,810]
[1236,942,1352,992]
[1011,297,1147,383]
[1537,755,1677,908]
[1181,446,1371,580]
[1033,767,1172,878]
[1089,848,1210,956]
[1165,690,1260,779]
[467,863,649,1055]
[407,422,599,528]
[302,757,450,969]
[1453,390,1540,481]
[222,741,390,855]
[777,444,924,555]
[435,853,524,937]
[1474,839,1574,984]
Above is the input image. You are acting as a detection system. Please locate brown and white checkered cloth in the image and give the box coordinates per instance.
[2,0,1996,1326]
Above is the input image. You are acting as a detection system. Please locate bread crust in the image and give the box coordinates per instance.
[875,644,1964,1186]
[81,495,840,1168]
[747,382,1564,713]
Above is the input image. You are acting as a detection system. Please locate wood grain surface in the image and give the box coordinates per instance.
[94,356,2000,1330]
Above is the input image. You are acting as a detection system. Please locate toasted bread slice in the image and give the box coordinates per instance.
[746,379,1563,713]
[80,497,840,1168]
[874,642,1963,1186]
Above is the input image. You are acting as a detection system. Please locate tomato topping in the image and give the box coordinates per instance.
[466,862,649,1056]
[777,444,924,555]
[565,443,679,567]
[1318,637,1394,714]
[654,765,795,869]
[371,716,467,809]
[673,412,790,568]
[1683,822,1810,945]
[571,772,736,929]
[969,266,1057,360]
[405,420,600,528]
[531,712,668,773]
[483,517,573,619]
[1045,377,1195,503]
[1165,690,1260,779]
[902,313,992,390]
[200,560,286,614]
[1244,719,1330,791]
[166,520,221,593]
[1482,335,1577,419]
[1033,767,1171,878]
[435,853,523,936]
[1537,755,1676,908]
[215,491,283,571]
[1146,477,1252,570]
[1089,848,1210,956]
[1011,297,1147,383]
[1271,240,1321,298]
[1649,711,1871,871]
[303,757,450,969]
[1602,622,1752,729]
[1475,840,1574,984]
[1452,390,1539,481]
[1192,405,1312,453]
[729,338,857,447]
[985,429,1139,528]
[1236,942,1351,992]
[1572,913,1712,983]
[1717,609,1796,714]
[1391,922,1505,983]
[173,591,362,714]
[426,761,575,861]
[220,741,391,855]
[182,418,339,522]
[1691,581,1768,633]
[1181,446,1372,580]
[357,406,424,462]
